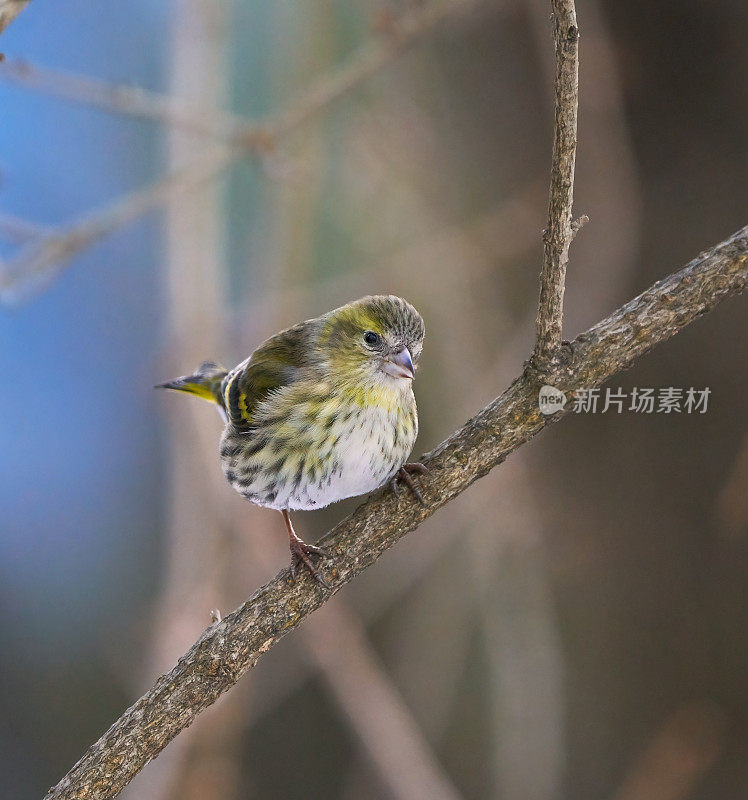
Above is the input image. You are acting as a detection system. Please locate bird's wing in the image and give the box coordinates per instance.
[221,320,310,430]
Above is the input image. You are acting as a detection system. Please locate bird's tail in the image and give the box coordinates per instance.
[156,361,227,408]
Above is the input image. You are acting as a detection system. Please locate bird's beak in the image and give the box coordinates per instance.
[383,347,415,380]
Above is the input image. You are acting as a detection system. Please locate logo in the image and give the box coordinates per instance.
[538,385,567,415]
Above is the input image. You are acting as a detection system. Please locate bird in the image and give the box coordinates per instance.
[156,294,427,586]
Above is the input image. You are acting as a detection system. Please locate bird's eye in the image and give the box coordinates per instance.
[363,331,380,347]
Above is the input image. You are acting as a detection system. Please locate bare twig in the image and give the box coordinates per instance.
[0,148,233,302]
[0,0,29,37]
[0,0,479,300]
[571,213,588,238]
[533,0,580,366]
[527,0,643,327]
[43,226,748,800]
[0,211,52,242]
[0,58,250,140]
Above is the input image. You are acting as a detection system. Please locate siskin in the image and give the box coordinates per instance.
[157,295,427,586]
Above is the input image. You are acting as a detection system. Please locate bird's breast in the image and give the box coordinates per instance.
[219,393,417,511]
[321,402,417,502]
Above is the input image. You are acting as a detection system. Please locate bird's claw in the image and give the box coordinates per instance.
[402,462,429,475]
[391,462,429,505]
[289,539,330,588]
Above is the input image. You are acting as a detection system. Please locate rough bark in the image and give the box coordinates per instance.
[534,0,580,365]
[43,225,748,800]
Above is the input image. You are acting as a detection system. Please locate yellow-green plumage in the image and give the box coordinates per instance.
[158,295,425,517]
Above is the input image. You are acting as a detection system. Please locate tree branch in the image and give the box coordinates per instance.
[0,210,52,242]
[534,0,580,365]
[0,57,252,140]
[0,148,234,302]
[44,227,748,800]
[0,0,29,37]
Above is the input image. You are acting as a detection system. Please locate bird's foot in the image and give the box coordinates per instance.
[289,537,330,588]
[390,462,429,505]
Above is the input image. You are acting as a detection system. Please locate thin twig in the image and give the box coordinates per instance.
[0,58,250,140]
[0,211,52,242]
[0,148,234,302]
[570,213,588,238]
[526,0,642,328]
[533,0,580,366]
[43,226,748,800]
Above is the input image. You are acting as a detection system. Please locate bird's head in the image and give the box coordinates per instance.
[319,295,425,390]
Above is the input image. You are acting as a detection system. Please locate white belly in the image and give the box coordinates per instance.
[288,404,416,511]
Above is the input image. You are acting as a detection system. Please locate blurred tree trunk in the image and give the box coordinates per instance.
[122,2,235,799]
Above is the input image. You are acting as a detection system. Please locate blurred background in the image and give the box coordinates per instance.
[0,1,746,798]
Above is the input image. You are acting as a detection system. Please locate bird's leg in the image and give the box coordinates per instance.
[390,462,429,505]
[281,509,330,587]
